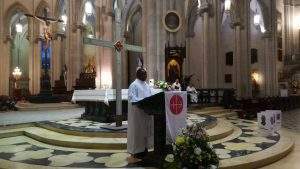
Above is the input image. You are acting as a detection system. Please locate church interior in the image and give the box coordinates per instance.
[1,0,300,168]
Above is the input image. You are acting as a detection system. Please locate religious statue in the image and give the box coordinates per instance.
[84,58,96,74]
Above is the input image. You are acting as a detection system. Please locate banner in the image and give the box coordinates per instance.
[165,91,187,142]
[257,110,282,136]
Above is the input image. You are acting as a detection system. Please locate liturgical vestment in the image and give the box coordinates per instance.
[127,79,154,154]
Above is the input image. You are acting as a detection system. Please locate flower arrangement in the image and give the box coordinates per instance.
[164,123,219,169]
[154,80,171,90]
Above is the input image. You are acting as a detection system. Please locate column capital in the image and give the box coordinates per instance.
[3,34,12,43]
[53,32,66,40]
[198,0,211,16]
[230,20,244,29]
[283,0,292,5]
[72,23,84,32]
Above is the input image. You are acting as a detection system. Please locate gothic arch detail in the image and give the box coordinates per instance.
[3,2,29,42]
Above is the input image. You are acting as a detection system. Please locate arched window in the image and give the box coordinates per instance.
[9,12,30,93]
[250,0,266,33]
[82,0,96,38]
[57,0,67,32]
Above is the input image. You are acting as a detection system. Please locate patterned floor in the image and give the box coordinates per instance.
[0,117,282,168]
[38,114,217,133]
[281,109,300,132]
[214,117,279,159]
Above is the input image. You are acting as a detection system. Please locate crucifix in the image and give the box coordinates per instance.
[83,3,144,127]
[25,8,63,95]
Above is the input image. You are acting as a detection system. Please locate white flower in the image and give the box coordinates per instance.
[172,144,176,151]
[165,154,174,163]
[210,165,218,169]
[194,147,202,155]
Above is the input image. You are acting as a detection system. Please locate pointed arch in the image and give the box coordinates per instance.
[186,0,200,37]
[35,0,50,16]
[257,0,270,31]
[124,0,142,34]
[3,2,29,38]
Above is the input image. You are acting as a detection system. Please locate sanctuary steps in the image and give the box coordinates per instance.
[15,102,81,111]
[189,106,237,118]
[0,116,294,169]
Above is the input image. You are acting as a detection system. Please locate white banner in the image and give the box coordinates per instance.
[165,91,187,142]
[258,110,282,136]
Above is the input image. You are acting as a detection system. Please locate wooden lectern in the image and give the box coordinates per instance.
[135,92,166,167]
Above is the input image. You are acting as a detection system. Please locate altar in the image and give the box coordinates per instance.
[72,89,162,122]
[72,89,128,122]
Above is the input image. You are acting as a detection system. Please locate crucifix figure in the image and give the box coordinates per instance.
[83,1,144,127]
[25,8,63,93]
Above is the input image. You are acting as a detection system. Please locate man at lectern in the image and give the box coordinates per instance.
[127,68,154,159]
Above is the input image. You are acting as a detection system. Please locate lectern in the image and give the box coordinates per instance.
[135,92,166,167]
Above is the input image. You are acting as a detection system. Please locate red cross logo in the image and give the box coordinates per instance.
[169,95,183,115]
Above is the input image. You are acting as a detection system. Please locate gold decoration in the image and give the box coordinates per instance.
[84,57,96,73]
[114,40,124,52]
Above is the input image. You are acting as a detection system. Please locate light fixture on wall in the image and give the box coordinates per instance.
[85,1,93,15]
[251,71,262,84]
[197,0,201,9]
[224,0,231,11]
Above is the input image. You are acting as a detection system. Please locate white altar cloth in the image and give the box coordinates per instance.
[72,89,162,102]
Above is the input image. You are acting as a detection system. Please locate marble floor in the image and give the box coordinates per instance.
[0,108,84,126]
[0,107,299,169]
[260,109,300,169]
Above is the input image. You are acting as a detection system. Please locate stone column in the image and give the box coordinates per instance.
[27,17,35,95]
[0,0,3,94]
[51,35,62,86]
[145,0,156,79]
[271,0,278,96]
[233,24,242,98]
[68,0,83,90]
[200,2,210,88]
[263,33,271,96]
[142,0,148,73]
[208,0,221,88]
[283,1,291,60]
[32,20,41,95]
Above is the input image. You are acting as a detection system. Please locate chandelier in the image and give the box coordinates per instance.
[12,67,22,80]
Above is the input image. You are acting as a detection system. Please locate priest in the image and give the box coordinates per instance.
[127,68,154,159]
